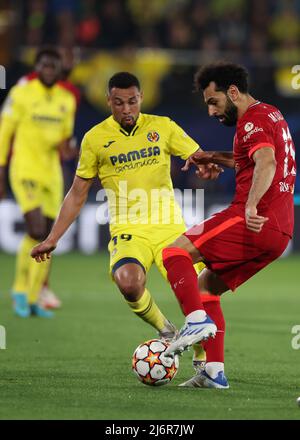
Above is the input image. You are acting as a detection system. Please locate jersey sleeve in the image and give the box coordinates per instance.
[240,114,275,160]
[0,86,24,166]
[166,119,200,159]
[76,134,98,179]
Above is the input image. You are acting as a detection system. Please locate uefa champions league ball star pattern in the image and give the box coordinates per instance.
[132,339,179,386]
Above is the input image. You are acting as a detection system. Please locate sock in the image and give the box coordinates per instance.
[162,247,204,316]
[28,255,51,305]
[126,288,166,332]
[201,294,225,363]
[12,235,38,293]
[192,343,206,362]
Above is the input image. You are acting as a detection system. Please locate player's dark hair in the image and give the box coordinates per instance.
[108,72,140,92]
[35,47,61,64]
[195,62,249,94]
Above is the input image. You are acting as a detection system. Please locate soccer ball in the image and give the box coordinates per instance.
[132,338,179,386]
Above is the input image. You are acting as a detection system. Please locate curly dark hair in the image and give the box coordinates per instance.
[108,72,140,92]
[35,47,61,64]
[195,62,249,93]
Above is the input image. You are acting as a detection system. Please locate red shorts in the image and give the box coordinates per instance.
[184,208,290,291]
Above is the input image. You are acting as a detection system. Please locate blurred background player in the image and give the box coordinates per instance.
[31,72,221,364]
[0,47,76,317]
[17,48,81,310]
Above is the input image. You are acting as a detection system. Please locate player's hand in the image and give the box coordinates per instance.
[0,166,6,199]
[182,151,214,171]
[245,205,269,233]
[182,159,223,180]
[195,163,224,180]
[31,239,57,262]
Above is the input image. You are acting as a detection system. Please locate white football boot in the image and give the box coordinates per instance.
[165,310,217,357]
[179,369,229,389]
[158,319,178,342]
[39,286,62,309]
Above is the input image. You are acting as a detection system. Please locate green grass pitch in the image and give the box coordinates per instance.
[0,251,299,420]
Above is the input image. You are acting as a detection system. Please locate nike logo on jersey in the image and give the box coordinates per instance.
[104,141,116,148]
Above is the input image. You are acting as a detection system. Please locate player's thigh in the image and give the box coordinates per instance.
[41,182,63,220]
[153,228,204,280]
[10,177,43,215]
[108,233,153,278]
[187,212,290,291]
[24,207,48,239]
[154,229,182,280]
[220,231,290,291]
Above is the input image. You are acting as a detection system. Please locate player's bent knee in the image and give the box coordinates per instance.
[117,279,146,301]
[114,264,146,300]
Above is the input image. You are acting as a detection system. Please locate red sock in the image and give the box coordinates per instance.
[162,247,204,316]
[201,294,225,363]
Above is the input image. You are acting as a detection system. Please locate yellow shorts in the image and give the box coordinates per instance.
[10,176,62,219]
[108,226,206,280]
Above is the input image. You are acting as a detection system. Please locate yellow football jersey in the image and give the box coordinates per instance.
[76,113,200,236]
[0,78,76,186]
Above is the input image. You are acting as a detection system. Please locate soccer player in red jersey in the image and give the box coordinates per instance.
[162,62,296,388]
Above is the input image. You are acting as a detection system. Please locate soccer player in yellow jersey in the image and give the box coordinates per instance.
[31,72,220,365]
[0,48,76,317]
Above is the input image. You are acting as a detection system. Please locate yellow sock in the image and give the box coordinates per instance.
[12,235,38,293]
[28,254,50,304]
[192,343,206,362]
[126,288,167,332]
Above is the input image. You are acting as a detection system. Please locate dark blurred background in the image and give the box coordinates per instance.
[0,0,299,252]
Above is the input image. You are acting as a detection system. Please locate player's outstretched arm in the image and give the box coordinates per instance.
[183,151,235,170]
[194,163,224,180]
[182,151,227,180]
[245,147,276,233]
[31,176,93,262]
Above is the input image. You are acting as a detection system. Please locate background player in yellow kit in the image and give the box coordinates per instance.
[31,72,220,365]
[0,48,76,317]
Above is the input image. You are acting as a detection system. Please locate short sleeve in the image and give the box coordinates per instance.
[240,114,275,160]
[167,119,199,159]
[0,86,24,166]
[1,85,24,124]
[76,134,98,179]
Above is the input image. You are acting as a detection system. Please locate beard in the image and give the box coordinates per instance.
[121,116,136,133]
[217,97,238,126]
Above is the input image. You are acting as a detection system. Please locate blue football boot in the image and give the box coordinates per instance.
[179,369,229,389]
[30,303,54,318]
[12,293,30,318]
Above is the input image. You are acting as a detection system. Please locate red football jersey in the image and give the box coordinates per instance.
[231,101,296,237]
